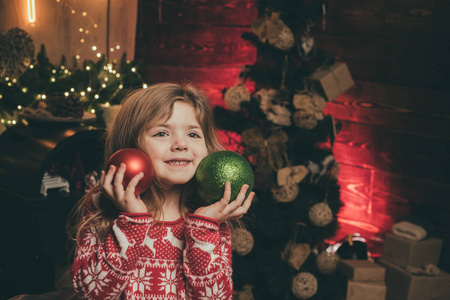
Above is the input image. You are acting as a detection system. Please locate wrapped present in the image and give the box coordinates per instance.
[338,259,386,282]
[346,280,386,300]
[311,62,354,101]
[382,233,442,268]
[379,259,450,300]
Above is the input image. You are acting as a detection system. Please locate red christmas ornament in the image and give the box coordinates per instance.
[106,148,154,195]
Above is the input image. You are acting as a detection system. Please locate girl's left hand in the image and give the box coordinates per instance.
[194,182,254,224]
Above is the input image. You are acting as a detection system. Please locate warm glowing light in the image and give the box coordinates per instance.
[12,120,17,125]
[86,66,91,71]
[80,39,85,43]
[22,88,27,93]
[116,45,120,50]
[92,46,97,51]
[70,88,75,92]
[104,77,109,82]
[29,65,34,69]
[52,69,56,74]
[7,82,12,86]
[87,87,92,92]
[94,24,98,28]
[41,94,47,99]
[64,92,69,96]
[81,91,86,96]
[119,84,123,89]
[91,109,96,113]
[82,12,87,17]
[79,28,83,32]
[61,66,65,70]
[96,53,101,58]
[116,73,120,78]
[71,9,75,14]
[94,94,99,99]
[27,0,36,23]
[17,105,22,110]
[102,84,106,88]
[75,55,80,60]
[85,30,90,34]
[51,77,56,82]
[12,78,17,83]
[110,48,114,52]
[0,94,3,99]
[143,84,148,89]
[131,67,136,72]
[5,77,9,81]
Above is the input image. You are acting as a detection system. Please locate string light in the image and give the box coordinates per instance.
[27,0,36,23]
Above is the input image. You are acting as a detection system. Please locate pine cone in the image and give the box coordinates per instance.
[46,95,84,118]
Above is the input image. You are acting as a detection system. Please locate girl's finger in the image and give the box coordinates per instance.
[113,163,126,190]
[227,184,249,211]
[227,191,254,220]
[103,165,116,187]
[218,182,232,207]
[124,172,144,196]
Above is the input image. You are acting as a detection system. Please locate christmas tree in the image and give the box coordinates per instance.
[214,1,351,299]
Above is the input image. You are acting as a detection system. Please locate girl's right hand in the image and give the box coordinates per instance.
[99,163,148,213]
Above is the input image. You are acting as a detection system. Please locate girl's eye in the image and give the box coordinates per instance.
[153,132,168,137]
[188,132,201,138]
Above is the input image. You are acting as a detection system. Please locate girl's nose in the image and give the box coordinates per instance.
[172,135,188,151]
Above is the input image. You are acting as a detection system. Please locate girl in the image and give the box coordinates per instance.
[70,83,254,300]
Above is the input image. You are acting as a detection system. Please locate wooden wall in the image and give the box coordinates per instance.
[135,0,450,268]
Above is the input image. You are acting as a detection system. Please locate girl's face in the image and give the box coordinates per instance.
[145,101,208,188]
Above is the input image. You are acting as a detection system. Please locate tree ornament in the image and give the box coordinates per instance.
[254,88,276,114]
[224,84,251,112]
[292,272,318,299]
[272,183,299,203]
[241,127,288,171]
[195,151,254,204]
[251,12,295,51]
[316,249,339,274]
[0,27,35,79]
[266,104,292,126]
[293,110,318,130]
[106,148,155,195]
[292,92,326,130]
[231,228,254,255]
[309,202,333,227]
[281,241,311,270]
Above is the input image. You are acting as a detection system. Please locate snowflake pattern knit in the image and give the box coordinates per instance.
[71,193,233,300]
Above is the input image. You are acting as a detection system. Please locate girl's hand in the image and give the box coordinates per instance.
[194,182,254,224]
[99,163,148,213]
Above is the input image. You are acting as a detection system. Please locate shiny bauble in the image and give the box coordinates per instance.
[195,151,254,204]
[106,148,154,195]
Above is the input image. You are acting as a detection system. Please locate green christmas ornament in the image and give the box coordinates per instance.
[195,151,254,204]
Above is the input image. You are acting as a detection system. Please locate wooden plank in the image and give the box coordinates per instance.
[139,0,256,26]
[332,121,450,183]
[323,82,450,139]
[141,65,254,105]
[135,23,256,66]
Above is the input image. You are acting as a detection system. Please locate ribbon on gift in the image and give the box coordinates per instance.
[241,127,288,171]
[277,165,309,186]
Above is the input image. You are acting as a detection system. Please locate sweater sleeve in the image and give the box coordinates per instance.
[183,214,233,300]
[71,194,153,300]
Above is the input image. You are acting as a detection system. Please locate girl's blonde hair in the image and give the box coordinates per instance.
[69,82,223,246]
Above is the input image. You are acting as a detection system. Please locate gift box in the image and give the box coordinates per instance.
[311,62,355,101]
[338,259,386,282]
[382,233,442,268]
[346,280,386,300]
[337,259,385,281]
[378,258,450,300]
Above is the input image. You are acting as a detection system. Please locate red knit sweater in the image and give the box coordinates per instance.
[71,192,233,299]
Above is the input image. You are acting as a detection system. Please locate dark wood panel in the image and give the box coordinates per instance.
[315,35,450,88]
[323,82,450,139]
[136,24,256,67]
[332,121,450,184]
[141,65,255,105]
[139,0,256,26]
